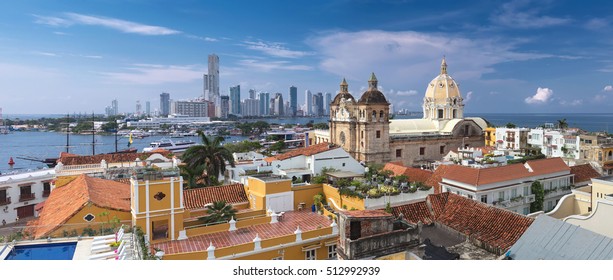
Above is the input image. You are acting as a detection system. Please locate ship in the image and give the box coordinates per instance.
[142,138,197,153]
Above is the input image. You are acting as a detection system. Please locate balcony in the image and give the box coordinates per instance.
[19,193,36,202]
[524,194,536,204]
[544,186,572,199]
[42,190,51,197]
[0,197,11,206]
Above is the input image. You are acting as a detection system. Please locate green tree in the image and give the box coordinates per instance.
[199,201,237,224]
[312,123,329,130]
[180,164,205,189]
[505,122,517,128]
[182,131,236,186]
[530,181,544,213]
[557,118,568,130]
[100,121,118,132]
[224,140,262,154]
[269,140,286,152]
[252,121,270,135]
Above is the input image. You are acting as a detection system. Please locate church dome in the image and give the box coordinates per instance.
[424,58,462,101]
[331,78,356,105]
[358,73,389,105]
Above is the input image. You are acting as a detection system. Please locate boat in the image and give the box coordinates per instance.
[142,138,198,153]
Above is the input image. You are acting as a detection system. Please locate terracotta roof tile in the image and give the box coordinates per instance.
[30,174,131,239]
[425,165,452,193]
[391,201,433,225]
[342,209,392,218]
[443,157,570,186]
[59,152,172,165]
[183,184,248,210]
[383,162,433,183]
[155,211,333,254]
[570,164,601,184]
[429,192,533,251]
[264,142,335,162]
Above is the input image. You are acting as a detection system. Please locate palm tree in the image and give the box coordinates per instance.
[199,201,237,224]
[182,131,236,186]
[557,118,568,130]
[180,164,205,189]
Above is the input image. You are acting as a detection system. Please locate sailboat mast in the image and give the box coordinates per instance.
[66,113,70,153]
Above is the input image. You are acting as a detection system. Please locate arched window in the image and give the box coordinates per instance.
[372,110,377,121]
[379,110,384,120]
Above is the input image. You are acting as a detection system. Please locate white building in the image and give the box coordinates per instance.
[126,114,211,129]
[495,127,530,151]
[440,157,573,215]
[528,128,580,159]
[0,169,55,226]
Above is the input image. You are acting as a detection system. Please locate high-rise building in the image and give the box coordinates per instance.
[111,99,119,115]
[160,92,170,117]
[289,86,297,116]
[220,95,230,119]
[207,54,220,105]
[136,100,142,116]
[314,92,324,116]
[171,100,209,117]
[203,74,208,100]
[273,93,284,116]
[249,89,256,99]
[230,85,241,115]
[259,92,270,116]
[241,98,260,117]
[305,90,312,116]
[145,101,151,116]
[325,92,332,115]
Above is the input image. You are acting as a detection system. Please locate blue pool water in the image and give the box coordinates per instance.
[4,242,77,260]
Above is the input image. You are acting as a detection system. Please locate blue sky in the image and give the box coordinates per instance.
[1,0,613,114]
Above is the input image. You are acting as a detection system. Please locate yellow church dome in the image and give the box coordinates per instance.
[424,57,461,101]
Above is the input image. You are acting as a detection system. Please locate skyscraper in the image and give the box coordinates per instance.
[249,89,256,99]
[305,90,312,116]
[111,99,119,115]
[220,95,230,119]
[160,92,170,117]
[145,101,151,116]
[289,86,297,117]
[136,100,142,116]
[314,92,324,116]
[259,92,270,116]
[206,54,220,116]
[230,85,241,115]
[273,93,284,116]
[325,92,332,115]
[203,74,208,100]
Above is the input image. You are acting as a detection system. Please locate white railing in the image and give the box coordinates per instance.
[364,189,433,209]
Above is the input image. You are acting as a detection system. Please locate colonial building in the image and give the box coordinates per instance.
[322,58,486,167]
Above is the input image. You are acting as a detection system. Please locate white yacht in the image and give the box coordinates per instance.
[142,138,197,153]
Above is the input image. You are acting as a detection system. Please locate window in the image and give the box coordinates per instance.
[547,201,553,211]
[467,194,473,199]
[523,207,530,215]
[440,145,445,154]
[420,147,425,155]
[0,189,8,204]
[342,163,346,167]
[480,195,487,203]
[511,188,517,198]
[523,186,529,196]
[328,245,337,259]
[438,109,444,119]
[361,131,364,139]
[305,249,316,260]
[376,130,381,138]
[396,149,402,158]
[42,182,51,197]
[498,191,505,201]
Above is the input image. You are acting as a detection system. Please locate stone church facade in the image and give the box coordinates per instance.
[323,58,486,167]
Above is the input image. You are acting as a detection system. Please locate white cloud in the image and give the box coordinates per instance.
[100,64,205,84]
[559,99,583,106]
[491,0,571,28]
[604,85,613,92]
[53,31,69,36]
[395,90,418,96]
[31,51,59,57]
[242,40,313,58]
[310,30,550,90]
[525,87,553,104]
[465,91,473,103]
[594,94,607,101]
[34,13,180,36]
[585,18,609,30]
[186,34,218,42]
[236,59,313,72]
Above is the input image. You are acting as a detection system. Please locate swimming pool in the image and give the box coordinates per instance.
[4,242,77,260]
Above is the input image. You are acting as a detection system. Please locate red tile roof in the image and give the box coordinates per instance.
[570,164,601,184]
[155,211,333,254]
[183,184,248,210]
[59,152,172,165]
[30,174,131,238]
[425,165,452,193]
[443,157,570,186]
[391,201,433,225]
[392,192,533,252]
[431,193,533,252]
[383,162,433,183]
[264,142,335,163]
[342,209,392,218]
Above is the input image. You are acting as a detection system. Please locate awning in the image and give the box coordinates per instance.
[301,243,322,251]
[326,171,363,179]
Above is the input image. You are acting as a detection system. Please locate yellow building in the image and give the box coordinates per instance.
[28,174,132,238]
[484,127,496,147]
[548,175,613,219]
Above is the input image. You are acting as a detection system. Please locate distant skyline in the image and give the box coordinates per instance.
[2,1,613,114]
